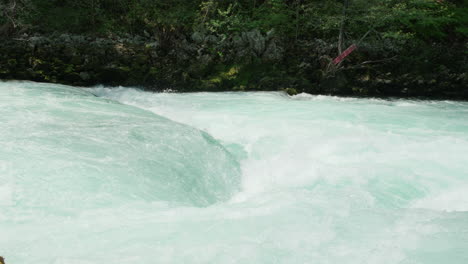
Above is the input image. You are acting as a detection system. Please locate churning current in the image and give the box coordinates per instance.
[1,81,468,263]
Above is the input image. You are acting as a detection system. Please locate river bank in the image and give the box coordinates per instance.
[1,33,466,99]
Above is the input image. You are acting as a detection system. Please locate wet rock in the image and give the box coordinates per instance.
[320,72,349,94]
[233,85,246,91]
[63,47,77,57]
[284,88,298,96]
[205,35,218,44]
[266,29,276,41]
[145,41,159,49]
[64,72,82,83]
[28,36,48,48]
[263,40,283,61]
[79,72,91,81]
[0,32,465,98]
[232,34,244,48]
[34,61,52,72]
[199,54,213,66]
[99,66,130,84]
[59,33,72,43]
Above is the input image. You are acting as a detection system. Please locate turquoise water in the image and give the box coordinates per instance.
[1,81,468,263]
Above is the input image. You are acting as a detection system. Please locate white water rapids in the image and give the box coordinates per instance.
[1,81,468,263]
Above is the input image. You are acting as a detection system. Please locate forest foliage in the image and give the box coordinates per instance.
[1,0,466,43]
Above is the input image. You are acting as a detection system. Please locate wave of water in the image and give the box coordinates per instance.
[1,82,468,263]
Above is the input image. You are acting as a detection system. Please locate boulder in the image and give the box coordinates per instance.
[191,31,205,44]
[79,71,91,81]
[320,72,349,94]
[263,40,283,61]
[242,30,265,56]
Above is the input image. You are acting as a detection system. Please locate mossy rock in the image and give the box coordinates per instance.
[134,54,149,65]
[63,64,76,74]
[70,56,82,65]
[352,86,369,95]
[233,85,246,91]
[16,71,29,79]
[284,87,298,96]
[303,83,320,94]
[320,72,350,94]
[187,63,210,78]
[145,67,161,81]
[0,67,10,76]
[98,66,130,84]
[7,59,17,67]
[35,62,53,72]
[63,72,82,83]
[199,79,222,91]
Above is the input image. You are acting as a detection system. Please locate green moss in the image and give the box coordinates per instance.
[118,66,131,72]
[195,62,288,91]
[284,88,298,96]
[64,64,75,74]
[149,67,159,75]
[32,58,44,67]
[208,76,222,84]
[220,66,240,80]
[233,85,246,91]
[7,59,17,67]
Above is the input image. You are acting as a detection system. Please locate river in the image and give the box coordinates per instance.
[1,81,468,263]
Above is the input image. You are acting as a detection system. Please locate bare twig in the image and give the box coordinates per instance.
[338,0,349,54]
[360,56,397,65]
[3,0,18,28]
[344,56,398,70]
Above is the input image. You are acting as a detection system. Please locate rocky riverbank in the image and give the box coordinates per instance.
[1,32,466,99]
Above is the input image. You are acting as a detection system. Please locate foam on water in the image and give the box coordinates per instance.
[0,82,241,208]
[1,82,468,263]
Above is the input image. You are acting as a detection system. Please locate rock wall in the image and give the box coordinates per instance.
[0,33,466,99]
